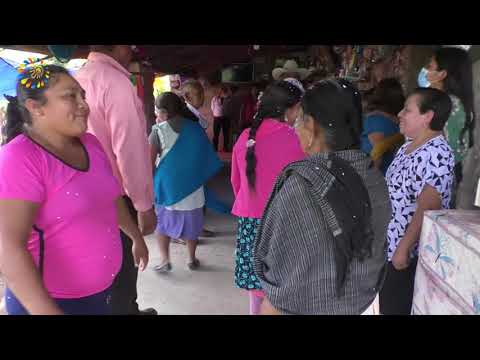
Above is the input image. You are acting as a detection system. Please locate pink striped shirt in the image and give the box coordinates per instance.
[75,52,153,212]
[211,96,224,117]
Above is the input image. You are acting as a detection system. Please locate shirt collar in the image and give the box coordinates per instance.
[260,118,293,134]
[87,52,131,78]
[186,102,202,118]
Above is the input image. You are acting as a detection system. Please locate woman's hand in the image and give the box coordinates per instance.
[116,197,150,271]
[392,245,410,270]
[391,184,442,272]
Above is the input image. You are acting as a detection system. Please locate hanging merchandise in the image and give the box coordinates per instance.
[347,45,363,81]
[306,46,336,79]
[339,45,359,80]
[153,75,171,98]
[331,45,411,92]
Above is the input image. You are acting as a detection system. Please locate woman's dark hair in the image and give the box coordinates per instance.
[155,92,196,132]
[434,47,475,146]
[362,87,375,112]
[411,87,453,131]
[155,91,189,118]
[302,79,363,151]
[328,46,341,71]
[245,80,303,190]
[367,78,405,116]
[2,65,70,145]
[337,79,363,144]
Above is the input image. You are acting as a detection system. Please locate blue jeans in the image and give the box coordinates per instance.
[5,286,112,315]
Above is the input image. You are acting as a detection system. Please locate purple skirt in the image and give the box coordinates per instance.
[155,206,204,241]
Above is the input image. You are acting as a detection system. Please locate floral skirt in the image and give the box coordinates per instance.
[234,217,262,290]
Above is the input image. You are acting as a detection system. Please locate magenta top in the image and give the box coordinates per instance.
[231,119,305,219]
[0,133,123,298]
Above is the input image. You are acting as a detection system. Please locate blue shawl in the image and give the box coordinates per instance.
[153,119,230,214]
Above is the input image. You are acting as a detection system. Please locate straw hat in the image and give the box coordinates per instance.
[272,59,310,80]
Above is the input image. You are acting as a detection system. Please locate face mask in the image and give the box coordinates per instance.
[417,67,431,88]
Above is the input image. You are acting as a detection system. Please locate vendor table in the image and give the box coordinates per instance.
[412,210,480,315]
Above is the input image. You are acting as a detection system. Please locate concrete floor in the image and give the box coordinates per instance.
[137,162,249,315]
[0,159,249,315]
[137,210,248,315]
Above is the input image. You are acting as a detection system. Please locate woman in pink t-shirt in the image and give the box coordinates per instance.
[231,81,305,315]
[0,65,149,315]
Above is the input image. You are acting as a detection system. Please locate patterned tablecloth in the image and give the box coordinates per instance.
[412,210,480,315]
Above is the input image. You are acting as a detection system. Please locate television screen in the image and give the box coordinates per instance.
[221,63,254,83]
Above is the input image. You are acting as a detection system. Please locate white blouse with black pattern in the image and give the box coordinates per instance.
[385,135,455,261]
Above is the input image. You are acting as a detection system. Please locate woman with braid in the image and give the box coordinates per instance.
[230,81,305,315]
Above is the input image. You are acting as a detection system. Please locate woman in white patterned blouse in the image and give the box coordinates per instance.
[380,88,455,315]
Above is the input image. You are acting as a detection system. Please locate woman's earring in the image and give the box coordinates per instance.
[308,135,314,149]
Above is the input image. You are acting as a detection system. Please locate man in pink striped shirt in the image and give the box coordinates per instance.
[75,45,157,315]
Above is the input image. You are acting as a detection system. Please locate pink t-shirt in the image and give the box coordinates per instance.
[0,133,122,298]
[231,119,305,218]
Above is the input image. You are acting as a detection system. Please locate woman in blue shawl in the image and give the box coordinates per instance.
[149,92,225,272]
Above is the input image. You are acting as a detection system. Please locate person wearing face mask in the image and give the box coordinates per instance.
[231,81,305,315]
[417,47,474,207]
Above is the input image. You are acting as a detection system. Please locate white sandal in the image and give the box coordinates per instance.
[154,262,172,273]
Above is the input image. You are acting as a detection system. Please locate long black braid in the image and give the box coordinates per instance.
[245,81,303,190]
[2,95,25,145]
